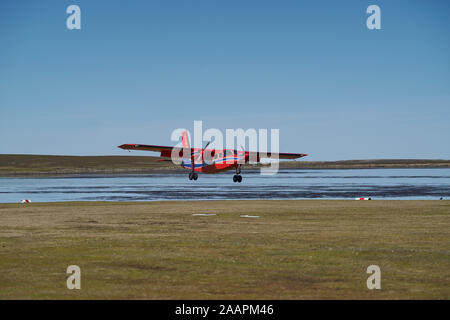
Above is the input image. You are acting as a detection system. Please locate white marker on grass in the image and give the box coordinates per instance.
[192,214,217,216]
[240,215,259,218]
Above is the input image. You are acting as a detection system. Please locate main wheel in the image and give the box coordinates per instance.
[193,172,198,180]
[189,172,193,180]
[237,175,242,183]
[233,175,238,182]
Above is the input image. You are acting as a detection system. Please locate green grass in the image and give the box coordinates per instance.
[0,200,449,299]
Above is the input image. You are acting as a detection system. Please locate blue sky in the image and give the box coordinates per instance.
[0,0,449,160]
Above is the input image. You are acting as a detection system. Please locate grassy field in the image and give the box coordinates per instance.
[0,200,449,299]
[1,154,449,176]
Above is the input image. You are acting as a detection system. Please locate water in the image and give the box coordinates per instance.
[0,168,449,203]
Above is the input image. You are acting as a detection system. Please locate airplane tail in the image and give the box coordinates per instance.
[181,130,190,149]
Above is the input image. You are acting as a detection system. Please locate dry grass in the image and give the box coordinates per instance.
[0,200,449,299]
[279,159,450,169]
[0,154,179,175]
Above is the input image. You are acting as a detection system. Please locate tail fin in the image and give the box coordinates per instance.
[181,131,190,148]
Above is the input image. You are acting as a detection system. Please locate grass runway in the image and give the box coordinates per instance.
[0,200,449,299]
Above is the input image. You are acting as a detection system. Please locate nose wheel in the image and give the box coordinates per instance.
[189,172,198,180]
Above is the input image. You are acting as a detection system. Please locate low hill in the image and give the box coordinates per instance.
[279,159,450,169]
[0,154,180,176]
[0,154,449,176]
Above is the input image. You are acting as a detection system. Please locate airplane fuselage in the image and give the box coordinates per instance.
[181,149,247,173]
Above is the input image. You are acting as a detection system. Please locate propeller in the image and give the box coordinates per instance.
[239,145,246,156]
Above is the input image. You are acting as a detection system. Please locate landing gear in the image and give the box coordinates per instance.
[189,172,198,181]
[233,174,242,183]
[189,154,198,181]
[233,165,242,183]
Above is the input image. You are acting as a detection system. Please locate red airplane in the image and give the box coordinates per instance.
[118,131,307,182]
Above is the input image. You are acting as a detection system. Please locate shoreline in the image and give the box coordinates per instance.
[1,165,450,178]
[1,166,450,178]
[1,199,447,205]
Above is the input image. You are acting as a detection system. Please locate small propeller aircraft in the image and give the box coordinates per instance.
[118,131,307,182]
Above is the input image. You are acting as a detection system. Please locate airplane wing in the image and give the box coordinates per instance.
[119,131,192,159]
[248,152,308,160]
[118,144,187,158]
[119,144,307,161]
[119,144,173,152]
